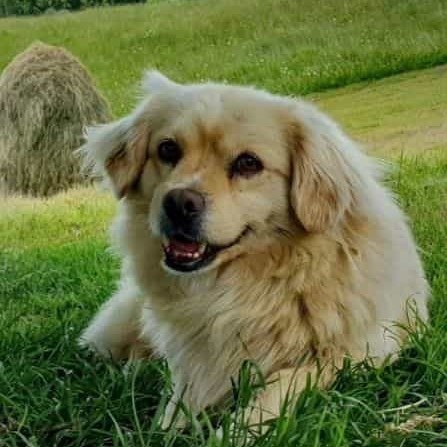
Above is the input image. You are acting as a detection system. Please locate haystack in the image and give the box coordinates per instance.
[0,42,111,197]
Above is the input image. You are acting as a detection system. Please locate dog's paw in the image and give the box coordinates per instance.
[214,417,257,446]
[78,329,126,360]
[160,397,189,430]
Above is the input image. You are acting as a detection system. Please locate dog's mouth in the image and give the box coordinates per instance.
[161,228,249,273]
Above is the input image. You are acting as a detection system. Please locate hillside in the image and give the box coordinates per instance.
[1,0,447,116]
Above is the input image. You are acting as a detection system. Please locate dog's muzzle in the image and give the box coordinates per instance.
[162,188,205,237]
[160,188,248,273]
[160,188,210,272]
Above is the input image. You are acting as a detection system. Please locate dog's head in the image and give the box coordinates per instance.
[83,72,372,274]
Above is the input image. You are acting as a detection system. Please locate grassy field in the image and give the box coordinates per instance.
[314,65,447,157]
[1,0,447,446]
[1,0,447,116]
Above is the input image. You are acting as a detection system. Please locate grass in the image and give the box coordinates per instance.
[2,155,447,446]
[313,65,447,156]
[1,0,447,116]
[1,0,447,445]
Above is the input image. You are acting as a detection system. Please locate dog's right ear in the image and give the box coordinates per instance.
[80,117,149,199]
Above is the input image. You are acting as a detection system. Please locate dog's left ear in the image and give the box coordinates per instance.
[287,103,363,233]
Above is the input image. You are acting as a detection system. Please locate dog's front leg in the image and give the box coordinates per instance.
[230,364,336,434]
[161,395,185,430]
[79,281,150,360]
[160,385,198,430]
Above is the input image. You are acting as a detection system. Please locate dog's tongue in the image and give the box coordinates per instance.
[169,239,201,254]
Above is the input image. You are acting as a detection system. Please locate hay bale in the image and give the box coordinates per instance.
[0,42,111,197]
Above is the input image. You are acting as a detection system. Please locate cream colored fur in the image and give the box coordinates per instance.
[79,72,429,429]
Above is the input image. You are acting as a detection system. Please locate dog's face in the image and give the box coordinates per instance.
[84,72,363,274]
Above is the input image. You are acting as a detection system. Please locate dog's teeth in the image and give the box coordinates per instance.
[163,239,208,264]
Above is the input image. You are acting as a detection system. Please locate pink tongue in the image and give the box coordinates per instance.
[169,239,201,254]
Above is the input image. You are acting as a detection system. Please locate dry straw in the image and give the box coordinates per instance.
[0,42,111,197]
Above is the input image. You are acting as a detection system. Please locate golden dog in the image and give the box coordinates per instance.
[80,72,428,429]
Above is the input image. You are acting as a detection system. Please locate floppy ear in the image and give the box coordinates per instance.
[288,103,362,233]
[79,71,177,198]
[80,117,149,199]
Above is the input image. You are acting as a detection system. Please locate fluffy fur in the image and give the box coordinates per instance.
[79,72,429,428]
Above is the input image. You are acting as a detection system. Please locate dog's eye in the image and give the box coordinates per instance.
[230,152,264,178]
[157,139,182,166]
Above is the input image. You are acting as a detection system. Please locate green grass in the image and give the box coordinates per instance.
[1,0,447,116]
[2,0,447,445]
[313,65,447,156]
[1,155,447,446]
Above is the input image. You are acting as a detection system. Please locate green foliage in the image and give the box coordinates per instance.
[0,0,145,17]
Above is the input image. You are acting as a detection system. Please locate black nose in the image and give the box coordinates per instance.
[163,188,205,226]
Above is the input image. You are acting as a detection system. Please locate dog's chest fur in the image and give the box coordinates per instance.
[125,221,373,410]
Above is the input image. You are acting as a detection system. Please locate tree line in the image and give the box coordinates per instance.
[1,0,146,17]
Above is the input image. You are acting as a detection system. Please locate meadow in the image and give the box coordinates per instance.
[2,0,447,116]
[1,0,447,445]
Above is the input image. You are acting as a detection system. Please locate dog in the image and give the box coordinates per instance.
[79,71,429,429]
